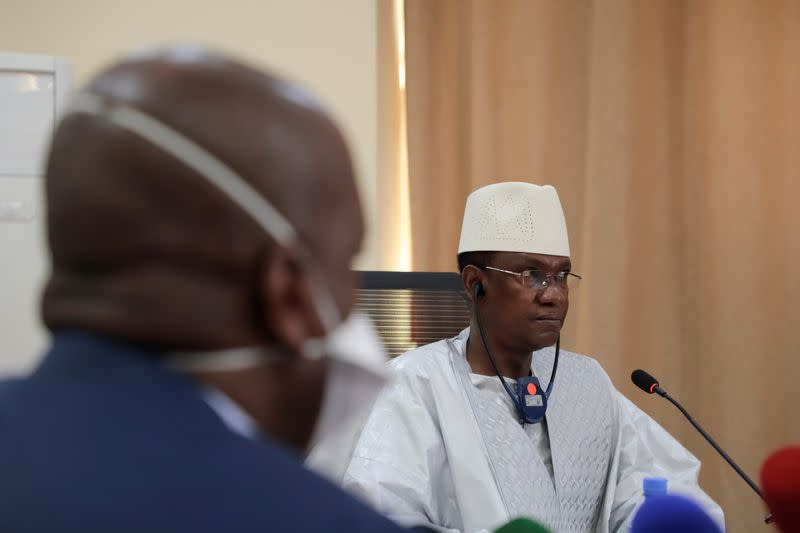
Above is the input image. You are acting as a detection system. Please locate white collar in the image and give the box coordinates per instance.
[202,386,261,440]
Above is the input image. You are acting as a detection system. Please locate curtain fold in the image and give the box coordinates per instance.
[403,1,800,531]
[377,0,406,269]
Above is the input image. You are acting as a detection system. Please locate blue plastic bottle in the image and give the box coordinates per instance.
[630,477,668,530]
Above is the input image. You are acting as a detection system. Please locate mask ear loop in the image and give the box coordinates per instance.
[68,93,343,353]
[290,247,342,337]
[69,93,297,246]
[298,258,344,360]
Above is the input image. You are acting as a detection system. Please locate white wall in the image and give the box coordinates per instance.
[0,0,379,375]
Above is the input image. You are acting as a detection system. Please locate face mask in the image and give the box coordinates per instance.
[304,311,389,480]
[164,311,389,480]
[67,93,390,459]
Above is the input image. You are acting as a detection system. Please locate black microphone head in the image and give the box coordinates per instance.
[631,369,660,394]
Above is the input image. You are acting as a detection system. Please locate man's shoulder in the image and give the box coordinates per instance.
[554,348,614,384]
[0,377,20,398]
[0,371,405,532]
[389,338,454,374]
[559,348,604,368]
[387,341,612,380]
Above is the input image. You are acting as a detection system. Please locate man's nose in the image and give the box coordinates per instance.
[536,283,567,305]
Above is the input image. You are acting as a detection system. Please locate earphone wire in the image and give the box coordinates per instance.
[472,283,560,425]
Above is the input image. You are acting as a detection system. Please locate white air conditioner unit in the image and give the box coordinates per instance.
[0,52,72,375]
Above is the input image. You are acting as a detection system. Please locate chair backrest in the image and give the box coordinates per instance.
[356,271,471,358]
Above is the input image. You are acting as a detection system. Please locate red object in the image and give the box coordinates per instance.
[649,382,659,394]
[526,383,538,395]
[761,445,800,532]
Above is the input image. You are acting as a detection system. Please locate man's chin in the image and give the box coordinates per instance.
[529,330,560,351]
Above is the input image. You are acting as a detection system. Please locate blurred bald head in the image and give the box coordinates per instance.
[42,47,364,351]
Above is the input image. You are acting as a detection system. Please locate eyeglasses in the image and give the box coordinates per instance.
[482,265,582,291]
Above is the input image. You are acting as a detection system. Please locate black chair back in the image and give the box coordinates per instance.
[356,271,471,358]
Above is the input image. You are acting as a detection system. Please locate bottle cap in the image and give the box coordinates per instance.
[643,477,668,497]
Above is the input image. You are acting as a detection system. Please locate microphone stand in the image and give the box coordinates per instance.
[653,386,773,524]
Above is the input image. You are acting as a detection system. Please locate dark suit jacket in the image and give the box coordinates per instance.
[0,331,407,532]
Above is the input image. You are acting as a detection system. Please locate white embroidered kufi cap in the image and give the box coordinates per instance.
[457,181,570,256]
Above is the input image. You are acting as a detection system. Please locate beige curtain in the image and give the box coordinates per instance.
[402,1,800,531]
[377,0,412,270]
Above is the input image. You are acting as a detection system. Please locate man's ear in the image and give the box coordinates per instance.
[257,246,322,355]
[461,265,485,303]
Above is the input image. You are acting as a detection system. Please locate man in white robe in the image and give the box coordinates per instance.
[326,182,724,532]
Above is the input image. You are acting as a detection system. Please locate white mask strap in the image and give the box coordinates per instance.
[68,93,296,246]
[165,346,284,373]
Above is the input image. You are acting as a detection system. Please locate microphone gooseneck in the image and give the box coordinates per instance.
[631,369,772,524]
